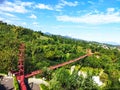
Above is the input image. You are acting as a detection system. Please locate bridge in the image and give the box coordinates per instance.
[12,43,93,90]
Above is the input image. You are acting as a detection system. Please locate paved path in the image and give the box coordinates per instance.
[0,76,40,90]
[27,78,49,90]
[0,76,14,90]
[28,82,40,90]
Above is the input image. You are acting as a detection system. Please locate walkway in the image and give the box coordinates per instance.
[0,76,41,90]
[0,76,14,90]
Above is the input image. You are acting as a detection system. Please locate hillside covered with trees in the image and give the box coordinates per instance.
[0,21,120,89]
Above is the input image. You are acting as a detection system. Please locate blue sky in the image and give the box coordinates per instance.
[0,0,120,45]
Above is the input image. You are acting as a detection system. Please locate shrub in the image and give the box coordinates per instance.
[13,76,19,90]
[40,84,49,90]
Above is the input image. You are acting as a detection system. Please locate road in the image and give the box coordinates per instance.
[0,76,40,90]
[0,76,14,90]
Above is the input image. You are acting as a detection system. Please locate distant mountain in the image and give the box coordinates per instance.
[63,35,73,39]
[101,41,120,45]
[45,32,52,35]
[45,32,119,46]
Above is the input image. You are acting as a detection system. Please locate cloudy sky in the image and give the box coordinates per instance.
[0,0,120,44]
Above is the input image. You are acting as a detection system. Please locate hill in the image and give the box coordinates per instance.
[0,21,120,89]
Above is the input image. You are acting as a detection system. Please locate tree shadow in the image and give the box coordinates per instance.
[25,78,33,90]
[0,84,6,90]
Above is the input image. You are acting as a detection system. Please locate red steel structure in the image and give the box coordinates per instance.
[12,44,92,90]
[25,53,90,78]
[12,44,27,90]
[25,49,92,78]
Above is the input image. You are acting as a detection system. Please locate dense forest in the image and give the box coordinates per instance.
[0,21,120,89]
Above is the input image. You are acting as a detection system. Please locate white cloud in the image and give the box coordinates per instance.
[29,14,37,19]
[0,17,4,21]
[35,4,53,10]
[35,0,78,11]
[32,22,41,28]
[0,17,11,23]
[55,0,78,11]
[56,9,120,24]
[20,1,34,7]
[107,8,115,13]
[33,22,38,25]
[0,12,20,25]
[0,11,16,17]
[22,22,27,25]
[88,1,95,5]
[61,0,78,7]
[0,1,33,13]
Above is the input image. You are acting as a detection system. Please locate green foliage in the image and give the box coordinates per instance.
[49,68,99,90]
[105,70,120,89]
[82,72,99,90]
[40,67,53,80]
[80,67,102,76]
[68,71,84,90]
[49,68,70,90]
[100,71,110,89]
[40,84,49,90]
[49,79,62,90]
[83,55,102,68]
[0,21,120,89]
[13,76,19,90]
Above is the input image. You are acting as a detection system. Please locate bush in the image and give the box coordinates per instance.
[13,76,19,90]
[40,84,49,90]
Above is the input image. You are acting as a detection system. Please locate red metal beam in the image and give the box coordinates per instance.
[25,49,93,78]
[12,44,27,90]
[25,54,89,78]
